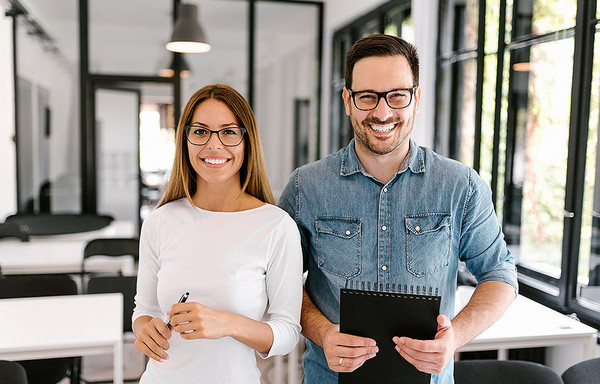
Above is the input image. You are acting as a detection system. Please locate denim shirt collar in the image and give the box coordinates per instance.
[340,138,425,181]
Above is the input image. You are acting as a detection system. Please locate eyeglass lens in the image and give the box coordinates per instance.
[353,89,414,110]
[186,127,245,146]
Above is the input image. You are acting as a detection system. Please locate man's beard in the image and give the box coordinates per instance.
[350,113,413,156]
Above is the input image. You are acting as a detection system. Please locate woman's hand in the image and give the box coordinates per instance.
[169,302,234,340]
[169,302,274,354]
[133,316,172,362]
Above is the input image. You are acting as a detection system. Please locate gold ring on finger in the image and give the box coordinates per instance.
[338,357,343,366]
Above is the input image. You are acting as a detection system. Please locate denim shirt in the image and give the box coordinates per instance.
[279,139,518,384]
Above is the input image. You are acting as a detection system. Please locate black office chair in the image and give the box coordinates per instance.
[562,357,600,384]
[82,276,142,383]
[87,276,137,333]
[0,360,28,384]
[0,222,30,242]
[454,359,563,384]
[81,238,139,290]
[0,275,78,384]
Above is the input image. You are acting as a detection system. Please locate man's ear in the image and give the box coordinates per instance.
[413,85,422,114]
[342,87,352,117]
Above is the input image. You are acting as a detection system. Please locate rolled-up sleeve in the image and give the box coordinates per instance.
[460,169,518,293]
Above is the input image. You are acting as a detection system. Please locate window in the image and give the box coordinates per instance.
[437,0,600,328]
[330,0,411,153]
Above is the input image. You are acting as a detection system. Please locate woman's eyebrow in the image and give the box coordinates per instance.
[189,122,239,127]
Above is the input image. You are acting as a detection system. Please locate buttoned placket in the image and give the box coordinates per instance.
[377,184,391,283]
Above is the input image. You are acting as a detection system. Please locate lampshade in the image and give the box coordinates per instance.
[158,55,192,78]
[166,3,211,53]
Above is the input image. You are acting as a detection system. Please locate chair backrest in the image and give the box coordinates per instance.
[0,275,77,384]
[83,237,139,260]
[82,237,139,278]
[0,360,28,384]
[87,276,137,333]
[0,222,30,242]
[562,357,600,384]
[0,275,77,298]
[454,359,564,384]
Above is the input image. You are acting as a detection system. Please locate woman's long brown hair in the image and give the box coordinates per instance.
[157,84,274,208]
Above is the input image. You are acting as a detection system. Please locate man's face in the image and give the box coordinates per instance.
[343,55,420,158]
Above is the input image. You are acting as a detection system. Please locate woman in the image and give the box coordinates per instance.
[132,84,302,383]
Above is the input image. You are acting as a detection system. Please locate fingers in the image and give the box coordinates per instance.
[323,326,378,373]
[392,337,451,375]
[437,314,451,330]
[134,318,171,362]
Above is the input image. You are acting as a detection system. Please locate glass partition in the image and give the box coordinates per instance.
[89,0,171,76]
[15,0,80,213]
[254,1,320,199]
[503,39,574,280]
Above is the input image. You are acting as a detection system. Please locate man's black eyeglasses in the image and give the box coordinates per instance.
[348,86,418,111]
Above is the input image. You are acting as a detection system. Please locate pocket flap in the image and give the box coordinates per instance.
[405,214,451,235]
[316,217,361,238]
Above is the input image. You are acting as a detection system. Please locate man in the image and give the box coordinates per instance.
[279,34,518,383]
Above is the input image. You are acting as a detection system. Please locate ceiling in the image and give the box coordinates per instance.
[13,0,321,100]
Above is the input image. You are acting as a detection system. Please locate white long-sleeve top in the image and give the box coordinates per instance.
[133,198,303,384]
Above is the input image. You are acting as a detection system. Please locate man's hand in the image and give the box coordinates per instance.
[392,315,455,375]
[321,324,379,372]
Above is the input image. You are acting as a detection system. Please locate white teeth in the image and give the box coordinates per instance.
[370,124,395,133]
[203,158,228,165]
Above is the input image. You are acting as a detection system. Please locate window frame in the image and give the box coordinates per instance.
[436,0,600,329]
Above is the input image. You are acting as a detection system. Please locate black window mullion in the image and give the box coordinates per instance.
[448,4,466,161]
[491,0,507,208]
[473,0,486,173]
[563,0,598,309]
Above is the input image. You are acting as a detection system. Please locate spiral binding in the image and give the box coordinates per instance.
[344,279,440,297]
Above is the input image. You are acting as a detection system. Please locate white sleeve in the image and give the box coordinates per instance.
[259,214,303,358]
[132,211,164,324]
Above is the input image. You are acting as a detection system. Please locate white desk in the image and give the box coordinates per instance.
[456,285,598,360]
[0,293,124,384]
[0,220,135,275]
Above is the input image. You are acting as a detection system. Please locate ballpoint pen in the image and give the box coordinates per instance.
[167,291,189,329]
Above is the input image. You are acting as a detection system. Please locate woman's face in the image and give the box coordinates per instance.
[187,99,245,189]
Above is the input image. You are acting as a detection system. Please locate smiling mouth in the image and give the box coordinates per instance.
[369,123,396,133]
[202,158,230,165]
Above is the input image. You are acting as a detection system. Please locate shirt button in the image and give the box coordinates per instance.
[381,225,387,231]
[345,230,351,235]
[381,265,387,271]
[415,226,421,232]
[383,188,388,193]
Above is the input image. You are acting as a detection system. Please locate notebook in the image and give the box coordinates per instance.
[339,283,441,384]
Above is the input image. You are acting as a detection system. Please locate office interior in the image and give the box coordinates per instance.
[1,0,600,383]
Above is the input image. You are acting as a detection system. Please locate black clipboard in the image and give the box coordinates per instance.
[339,287,441,384]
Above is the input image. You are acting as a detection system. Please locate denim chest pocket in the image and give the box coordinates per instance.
[315,217,361,278]
[405,214,451,277]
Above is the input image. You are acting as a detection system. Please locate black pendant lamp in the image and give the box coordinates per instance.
[166,3,211,53]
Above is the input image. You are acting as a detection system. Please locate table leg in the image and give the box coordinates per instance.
[274,355,284,384]
[497,349,508,360]
[288,345,299,384]
[583,335,596,360]
[114,340,124,384]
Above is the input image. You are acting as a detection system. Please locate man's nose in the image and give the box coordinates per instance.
[370,97,394,120]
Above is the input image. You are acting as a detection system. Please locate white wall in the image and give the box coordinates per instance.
[0,15,16,220]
